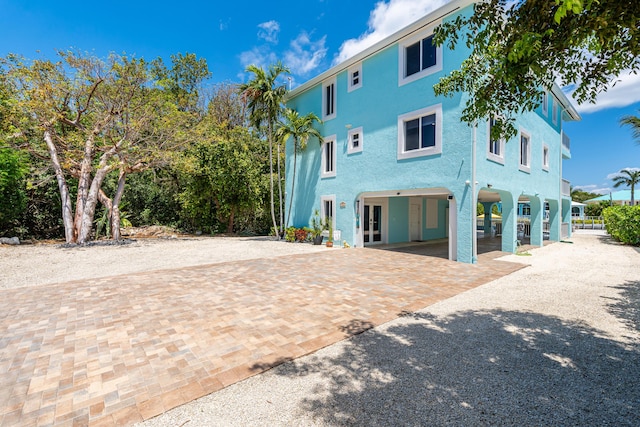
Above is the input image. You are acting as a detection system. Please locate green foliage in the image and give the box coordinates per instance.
[177,124,269,234]
[603,206,640,245]
[571,189,601,203]
[585,201,610,217]
[611,168,640,205]
[620,110,640,144]
[433,0,640,139]
[0,148,27,234]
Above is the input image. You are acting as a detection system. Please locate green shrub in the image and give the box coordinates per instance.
[603,206,640,245]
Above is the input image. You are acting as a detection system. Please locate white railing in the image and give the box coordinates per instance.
[562,179,571,196]
[572,216,605,230]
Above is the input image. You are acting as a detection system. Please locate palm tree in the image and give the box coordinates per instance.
[620,110,640,144]
[276,108,323,228]
[238,62,289,238]
[612,168,640,206]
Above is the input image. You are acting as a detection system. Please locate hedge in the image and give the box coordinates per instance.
[602,206,640,245]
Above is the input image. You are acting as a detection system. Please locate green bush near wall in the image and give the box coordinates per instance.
[603,206,640,245]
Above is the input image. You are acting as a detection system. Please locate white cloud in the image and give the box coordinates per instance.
[335,0,449,64]
[239,47,278,70]
[258,20,280,44]
[574,71,640,114]
[606,167,640,180]
[284,32,327,75]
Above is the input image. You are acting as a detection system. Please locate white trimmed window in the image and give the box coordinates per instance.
[397,104,442,160]
[398,30,442,86]
[542,144,550,171]
[552,99,558,125]
[347,63,362,92]
[320,195,336,229]
[321,134,337,178]
[541,92,548,116]
[347,127,363,154]
[519,129,531,173]
[322,78,336,121]
[487,117,505,164]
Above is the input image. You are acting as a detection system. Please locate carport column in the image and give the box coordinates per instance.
[500,193,518,253]
[454,187,474,263]
[529,196,543,247]
[448,196,457,261]
[562,198,572,238]
[481,202,494,234]
[547,199,560,241]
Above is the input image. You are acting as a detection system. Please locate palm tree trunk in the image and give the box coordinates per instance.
[277,141,284,235]
[285,141,297,229]
[267,122,279,239]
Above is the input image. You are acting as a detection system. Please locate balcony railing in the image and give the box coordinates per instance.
[562,179,571,196]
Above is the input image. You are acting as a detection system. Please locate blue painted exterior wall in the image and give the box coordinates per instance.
[284,1,576,262]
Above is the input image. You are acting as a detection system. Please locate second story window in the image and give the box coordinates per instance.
[542,144,550,170]
[321,135,336,178]
[541,92,548,116]
[519,129,531,173]
[552,99,558,125]
[347,126,363,154]
[487,117,505,164]
[397,104,442,160]
[322,78,336,120]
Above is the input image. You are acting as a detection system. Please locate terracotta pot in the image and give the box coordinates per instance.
[326,241,333,248]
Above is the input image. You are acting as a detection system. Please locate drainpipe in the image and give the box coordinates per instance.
[472,121,478,263]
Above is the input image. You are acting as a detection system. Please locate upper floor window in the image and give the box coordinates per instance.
[519,129,531,173]
[347,63,362,92]
[347,126,363,154]
[397,104,442,160]
[321,134,337,178]
[541,92,548,116]
[322,78,336,120]
[399,31,442,86]
[552,99,558,125]
[542,144,550,171]
[487,117,505,164]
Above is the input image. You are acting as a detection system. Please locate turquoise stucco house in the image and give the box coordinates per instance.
[284,0,579,263]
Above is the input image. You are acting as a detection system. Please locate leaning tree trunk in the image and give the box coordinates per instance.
[44,129,75,243]
[109,170,127,240]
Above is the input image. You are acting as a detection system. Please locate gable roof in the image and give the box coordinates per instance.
[584,190,634,203]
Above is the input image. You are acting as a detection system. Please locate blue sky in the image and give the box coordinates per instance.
[1,0,638,194]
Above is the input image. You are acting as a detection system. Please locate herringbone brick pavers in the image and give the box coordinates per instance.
[0,247,525,426]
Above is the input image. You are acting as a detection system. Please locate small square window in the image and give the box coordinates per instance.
[347,63,362,92]
[347,126,363,154]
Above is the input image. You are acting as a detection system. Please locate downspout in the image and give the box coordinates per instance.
[472,121,478,263]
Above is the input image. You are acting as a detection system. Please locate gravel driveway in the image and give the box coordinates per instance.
[137,232,640,426]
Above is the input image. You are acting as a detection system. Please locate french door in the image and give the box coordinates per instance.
[364,204,383,244]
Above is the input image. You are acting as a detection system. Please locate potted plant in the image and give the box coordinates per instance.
[310,210,324,245]
[325,216,334,248]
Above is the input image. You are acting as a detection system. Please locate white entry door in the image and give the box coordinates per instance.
[409,200,422,241]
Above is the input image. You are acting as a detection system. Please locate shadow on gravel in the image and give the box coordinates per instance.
[607,280,640,334]
[273,310,639,426]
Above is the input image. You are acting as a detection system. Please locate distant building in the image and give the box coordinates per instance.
[584,190,637,206]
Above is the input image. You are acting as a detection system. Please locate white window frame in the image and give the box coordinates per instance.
[519,128,531,173]
[347,126,363,154]
[398,29,443,86]
[320,195,336,230]
[347,63,362,92]
[552,99,558,125]
[541,92,548,117]
[322,77,337,121]
[321,134,337,178]
[542,143,550,171]
[486,117,505,164]
[397,104,442,160]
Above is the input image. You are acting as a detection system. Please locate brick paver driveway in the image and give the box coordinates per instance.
[0,247,525,426]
